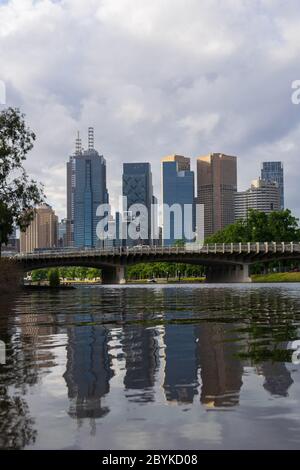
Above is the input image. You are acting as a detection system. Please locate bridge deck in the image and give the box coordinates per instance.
[14,242,300,260]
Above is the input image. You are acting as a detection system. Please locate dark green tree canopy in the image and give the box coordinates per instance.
[0,107,44,249]
[205,209,300,244]
[48,268,60,288]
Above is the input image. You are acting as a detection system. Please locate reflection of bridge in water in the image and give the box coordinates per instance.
[15,242,300,283]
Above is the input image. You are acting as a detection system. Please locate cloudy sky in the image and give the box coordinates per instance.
[1,0,300,219]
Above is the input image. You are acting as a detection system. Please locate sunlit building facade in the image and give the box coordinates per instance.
[20,204,58,253]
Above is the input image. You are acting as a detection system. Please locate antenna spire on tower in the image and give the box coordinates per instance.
[88,127,94,151]
[75,131,82,155]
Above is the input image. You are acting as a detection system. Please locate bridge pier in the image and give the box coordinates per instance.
[101,266,126,285]
[206,264,251,283]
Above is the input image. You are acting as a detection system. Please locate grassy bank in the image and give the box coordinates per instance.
[252,272,300,283]
[0,259,22,294]
[128,277,205,284]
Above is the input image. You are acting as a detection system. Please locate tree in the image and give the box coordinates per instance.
[48,269,60,288]
[268,210,300,242]
[0,107,44,256]
[205,209,300,244]
[205,219,247,243]
[31,269,48,282]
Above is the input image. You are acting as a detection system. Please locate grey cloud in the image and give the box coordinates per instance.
[1,0,300,218]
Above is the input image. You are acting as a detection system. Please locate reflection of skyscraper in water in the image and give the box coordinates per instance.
[258,357,293,397]
[196,324,243,407]
[163,325,199,404]
[122,326,159,402]
[63,324,114,420]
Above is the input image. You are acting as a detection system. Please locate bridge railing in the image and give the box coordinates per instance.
[14,241,300,260]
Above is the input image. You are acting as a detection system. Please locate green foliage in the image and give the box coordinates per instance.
[267,210,300,242]
[173,239,185,247]
[205,209,300,243]
[127,262,204,280]
[252,272,300,283]
[29,267,102,282]
[0,202,14,245]
[48,269,60,288]
[31,269,48,282]
[0,107,44,253]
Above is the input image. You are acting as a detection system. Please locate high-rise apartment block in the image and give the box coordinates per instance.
[235,178,280,220]
[197,153,237,238]
[162,155,195,246]
[66,128,109,248]
[122,162,154,245]
[20,204,58,253]
[261,161,284,209]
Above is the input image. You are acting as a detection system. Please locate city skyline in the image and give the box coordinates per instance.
[64,127,287,216]
[12,126,287,251]
[1,0,300,221]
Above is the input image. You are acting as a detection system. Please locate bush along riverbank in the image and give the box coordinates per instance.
[0,259,22,294]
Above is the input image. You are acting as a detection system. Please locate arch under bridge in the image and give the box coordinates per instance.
[14,242,300,283]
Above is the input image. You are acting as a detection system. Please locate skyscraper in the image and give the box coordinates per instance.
[161,155,195,246]
[20,203,58,253]
[235,178,280,220]
[58,218,68,248]
[66,128,109,248]
[197,153,237,238]
[122,162,154,245]
[261,161,284,209]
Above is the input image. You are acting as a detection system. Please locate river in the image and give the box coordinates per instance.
[1,283,300,449]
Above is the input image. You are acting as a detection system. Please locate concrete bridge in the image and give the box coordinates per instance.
[14,242,300,283]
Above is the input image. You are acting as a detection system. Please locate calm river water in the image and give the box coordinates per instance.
[1,284,300,450]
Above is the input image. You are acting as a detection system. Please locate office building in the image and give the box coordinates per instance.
[66,128,109,248]
[261,161,284,209]
[58,218,68,248]
[197,153,237,238]
[20,203,58,253]
[103,211,124,248]
[235,178,280,220]
[161,155,195,246]
[122,162,154,245]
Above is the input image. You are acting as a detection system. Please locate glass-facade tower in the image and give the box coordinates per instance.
[122,162,154,246]
[261,161,284,209]
[67,129,109,248]
[162,155,195,246]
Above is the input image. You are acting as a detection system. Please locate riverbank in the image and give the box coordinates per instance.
[0,259,22,294]
[128,277,205,284]
[23,284,76,291]
[129,273,300,284]
[20,273,300,287]
[252,272,300,282]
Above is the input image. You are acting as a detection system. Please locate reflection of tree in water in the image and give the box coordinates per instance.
[0,296,42,449]
[0,390,37,449]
